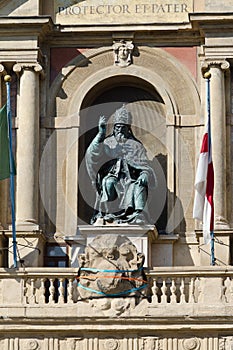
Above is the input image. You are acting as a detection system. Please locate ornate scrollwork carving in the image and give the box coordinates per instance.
[220,61,230,70]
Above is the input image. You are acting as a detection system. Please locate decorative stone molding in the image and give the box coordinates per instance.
[219,336,233,350]
[13,63,44,78]
[141,337,159,350]
[112,40,134,67]
[27,339,39,350]
[68,338,83,350]
[104,338,120,350]
[77,234,149,305]
[201,60,230,76]
[182,338,200,350]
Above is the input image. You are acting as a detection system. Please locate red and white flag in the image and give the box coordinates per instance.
[193,122,214,244]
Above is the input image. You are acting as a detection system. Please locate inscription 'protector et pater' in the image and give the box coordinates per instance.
[55,0,193,25]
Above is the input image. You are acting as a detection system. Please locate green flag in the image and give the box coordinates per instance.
[0,104,15,180]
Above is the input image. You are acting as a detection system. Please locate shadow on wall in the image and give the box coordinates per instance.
[0,0,32,16]
[150,153,186,235]
[54,53,92,99]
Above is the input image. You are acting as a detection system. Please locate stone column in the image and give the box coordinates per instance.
[13,63,43,230]
[202,60,230,228]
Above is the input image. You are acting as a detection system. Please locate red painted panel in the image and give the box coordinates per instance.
[50,47,197,84]
[50,48,88,83]
[163,47,197,79]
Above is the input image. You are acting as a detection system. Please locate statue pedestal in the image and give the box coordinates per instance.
[151,234,179,266]
[5,230,46,268]
[196,229,232,265]
[64,225,158,268]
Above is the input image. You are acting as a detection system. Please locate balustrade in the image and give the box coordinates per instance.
[23,274,80,304]
[0,267,233,306]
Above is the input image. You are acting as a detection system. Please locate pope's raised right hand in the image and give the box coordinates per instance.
[98,116,107,135]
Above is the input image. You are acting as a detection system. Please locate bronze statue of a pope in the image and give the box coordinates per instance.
[85,105,157,225]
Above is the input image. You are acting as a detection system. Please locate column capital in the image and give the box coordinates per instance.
[13,63,44,77]
[201,60,230,77]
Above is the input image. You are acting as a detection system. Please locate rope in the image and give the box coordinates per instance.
[78,275,148,284]
[78,282,148,297]
[80,266,143,273]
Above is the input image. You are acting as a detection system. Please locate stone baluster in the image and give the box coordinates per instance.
[151,277,159,304]
[229,277,233,304]
[58,278,65,304]
[221,277,227,303]
[67,278,74,304]
[180,277,186,303]
[13,63,43,229]
[170,278,177,304]
[49,278,55,304]
[188,277,195,303]
[202,60,230,228]
[161,278,167,304]
[39,278,46,304]
[30,278,36,304]
[23,278,28,304]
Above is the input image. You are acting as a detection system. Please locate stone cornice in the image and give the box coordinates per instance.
[0,17,53,25]
[190,13,233,38]
[190,12,233,24]
[0,17,53,38]
[48,28,201,47]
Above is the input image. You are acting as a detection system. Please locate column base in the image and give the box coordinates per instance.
[151,234,179,266]
[196,229,232,265]
[15,220,40,231]
[214,216,230,229]
[5,230,46,268]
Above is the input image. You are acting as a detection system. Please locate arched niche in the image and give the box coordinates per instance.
[44,47,200,234]
[78,76,168,227]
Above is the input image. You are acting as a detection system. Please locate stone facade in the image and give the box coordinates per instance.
[0,0,233,348]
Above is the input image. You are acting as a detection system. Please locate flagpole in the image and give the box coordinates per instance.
[4,75,17,268]
[204,71,215,266]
